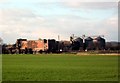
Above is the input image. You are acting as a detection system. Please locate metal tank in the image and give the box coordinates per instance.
[48,39,57,53]
[85,37,94,51]
[93,37,105,50]
[72,37,83,50]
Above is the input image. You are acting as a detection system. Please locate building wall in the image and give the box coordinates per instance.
[27,40,48,51]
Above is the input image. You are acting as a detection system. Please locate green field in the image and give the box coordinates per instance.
[0,55,2,82]
[2,54,118,81]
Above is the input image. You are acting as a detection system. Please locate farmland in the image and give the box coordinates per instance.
[0,55,1,82]
[2,54,118,81]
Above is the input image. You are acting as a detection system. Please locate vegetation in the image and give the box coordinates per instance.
[0,55,2,82]
[2,54,118,81]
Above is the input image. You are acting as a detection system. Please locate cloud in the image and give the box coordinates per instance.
[0,0,9,3]
[51,14,118,41]
[94,15,118,41]
[106,16,118,26]
[60,2,118,10]
[0,9,48,43]
[0,8,118,43]
[60,0,119,3]
[0,1,118,43]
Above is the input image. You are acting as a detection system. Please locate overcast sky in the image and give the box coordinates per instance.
[0,0,119,44]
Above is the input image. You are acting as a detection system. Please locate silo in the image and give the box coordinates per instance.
[72,37,83,50]
[75,37,83,50]
[61,41,71,52]
[48,39,57,53]
[85,37,94,50]
[93,37,105,50]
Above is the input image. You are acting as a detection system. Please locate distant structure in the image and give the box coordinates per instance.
[70,34,105,51]
[16,38,48,54]
[1,35,120,54]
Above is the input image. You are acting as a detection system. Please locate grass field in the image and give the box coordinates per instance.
[2,54,118,81]
[0,55,2,82]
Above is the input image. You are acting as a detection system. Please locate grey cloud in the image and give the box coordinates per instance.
[0,6,118,43]
[44,14,118,41]
[0,9,46,43]
[60,2,118,10]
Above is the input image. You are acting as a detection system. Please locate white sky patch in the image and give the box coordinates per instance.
[0,0,10,3]
[61,2,118,9]
[0,8,64,43]
[106,16,118,26]
[60,0,119,2]
[1,0,118,3]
